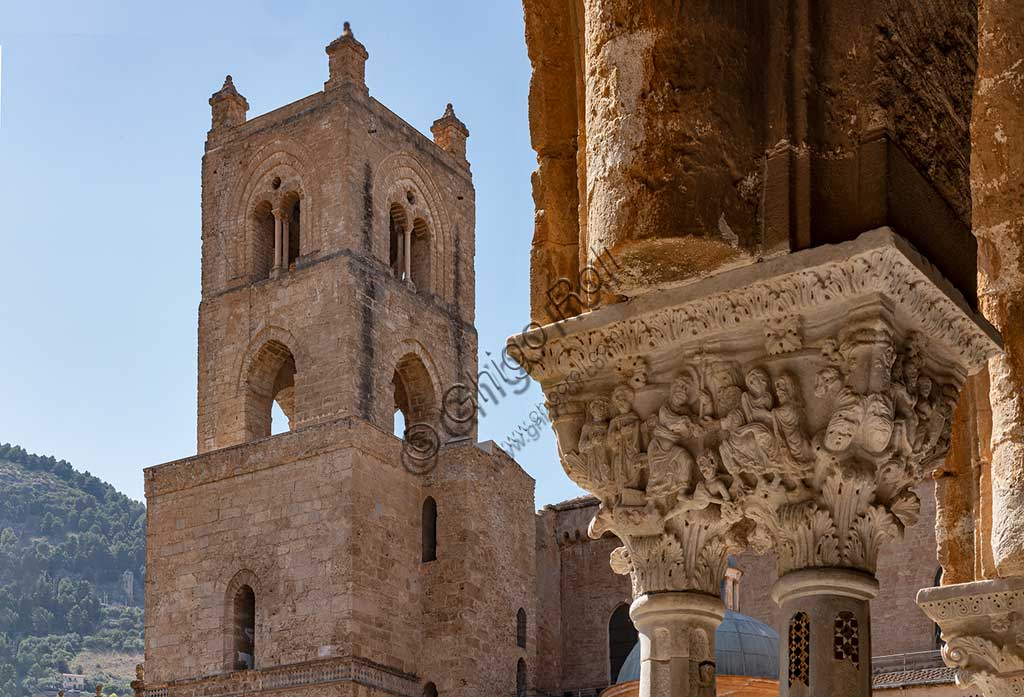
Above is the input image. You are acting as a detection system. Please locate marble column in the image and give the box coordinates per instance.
[510,229,998,697]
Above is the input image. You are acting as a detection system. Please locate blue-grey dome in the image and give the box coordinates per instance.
[616,610,779,684]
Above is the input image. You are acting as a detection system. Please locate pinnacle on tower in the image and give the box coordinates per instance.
[431,103,470,166]
[209,75,249,131]
[325,21,369,93]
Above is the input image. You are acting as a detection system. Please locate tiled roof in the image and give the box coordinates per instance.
[872,666,958,688]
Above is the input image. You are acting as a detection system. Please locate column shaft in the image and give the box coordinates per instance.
[631,592,723,697]
[773,569,877,697]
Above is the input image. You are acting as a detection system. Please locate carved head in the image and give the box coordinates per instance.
[698,455,718,480]
[745,367,770,396]
[814,367,843,399]
[824,406,860,452]
[904,358,921,386]
[669,374,693,407]
[588,397,611,422]
[775,373,800,405]
[611,385,634,415]
[918,375,933,400]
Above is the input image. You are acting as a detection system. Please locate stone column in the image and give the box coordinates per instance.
[632,593,723,697]
[971,0,1024,578]
[510,229,998,697]
[915,6,1024,697]
[773,569,876,697]
[579,0,763,294]
[272,208,284,277]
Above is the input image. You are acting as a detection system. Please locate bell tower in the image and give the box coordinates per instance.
[195,23,477,453]
[143,23,535,697]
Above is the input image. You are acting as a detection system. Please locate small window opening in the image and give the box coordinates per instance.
[516,659,527,697]
[422,496,437,562]
[253,201,276,280]
[232,585,255,671]
[287,199,300,269]
[389,203,408,280]
[516,608,527,648]
[422,683,437,697]
[409,218,431,292]
[394,409,407,439]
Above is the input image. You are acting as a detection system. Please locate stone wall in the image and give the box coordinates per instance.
[145,420,535,697]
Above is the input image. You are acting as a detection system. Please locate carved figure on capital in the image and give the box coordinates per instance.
[646,373,706,506]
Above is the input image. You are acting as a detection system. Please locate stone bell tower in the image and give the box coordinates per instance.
[142,24,535,697]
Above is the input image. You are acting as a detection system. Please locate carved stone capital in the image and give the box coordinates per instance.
[511,228,999,594]
[918,578,1024,697]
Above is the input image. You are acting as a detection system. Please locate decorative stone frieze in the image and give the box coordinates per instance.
[918,577,1024,697]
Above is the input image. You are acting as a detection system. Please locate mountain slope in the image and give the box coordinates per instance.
[0,444,145,697]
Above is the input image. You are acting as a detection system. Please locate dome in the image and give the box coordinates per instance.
[615,610,779,684]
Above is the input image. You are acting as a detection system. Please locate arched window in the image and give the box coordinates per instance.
[409,218,431,292]
[244,340,297,440]
[422,682,437,697]
[608,603,637,683]
[516,608,527,648]
[389,203,408,280]
[253,201,276,280]
[422,497,437,562]
[516,658,526,697]
[231,584,255,670]
[392,352,438,434]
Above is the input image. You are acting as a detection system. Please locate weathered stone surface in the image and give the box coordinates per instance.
[522,0,979,310]
[971,0,1024,578]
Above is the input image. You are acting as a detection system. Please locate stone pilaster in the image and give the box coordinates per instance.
[918,578,1024,697]
[511,228,998,697]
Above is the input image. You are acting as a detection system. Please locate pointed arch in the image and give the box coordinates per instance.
[373,152,453,303]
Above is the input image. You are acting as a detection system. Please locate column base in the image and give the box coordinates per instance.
[772,568,878,697]
[918,577,1024,697]
[630,592,725,697]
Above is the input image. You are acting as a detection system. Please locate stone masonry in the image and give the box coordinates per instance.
[143,24,535,697]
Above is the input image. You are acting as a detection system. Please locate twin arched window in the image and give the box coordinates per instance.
[253,194,301,281]
[388,201,431,292]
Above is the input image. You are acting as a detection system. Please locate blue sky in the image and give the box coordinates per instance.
[0,0,581,506]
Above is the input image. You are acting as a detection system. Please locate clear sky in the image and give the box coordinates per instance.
[0,1,582,506]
